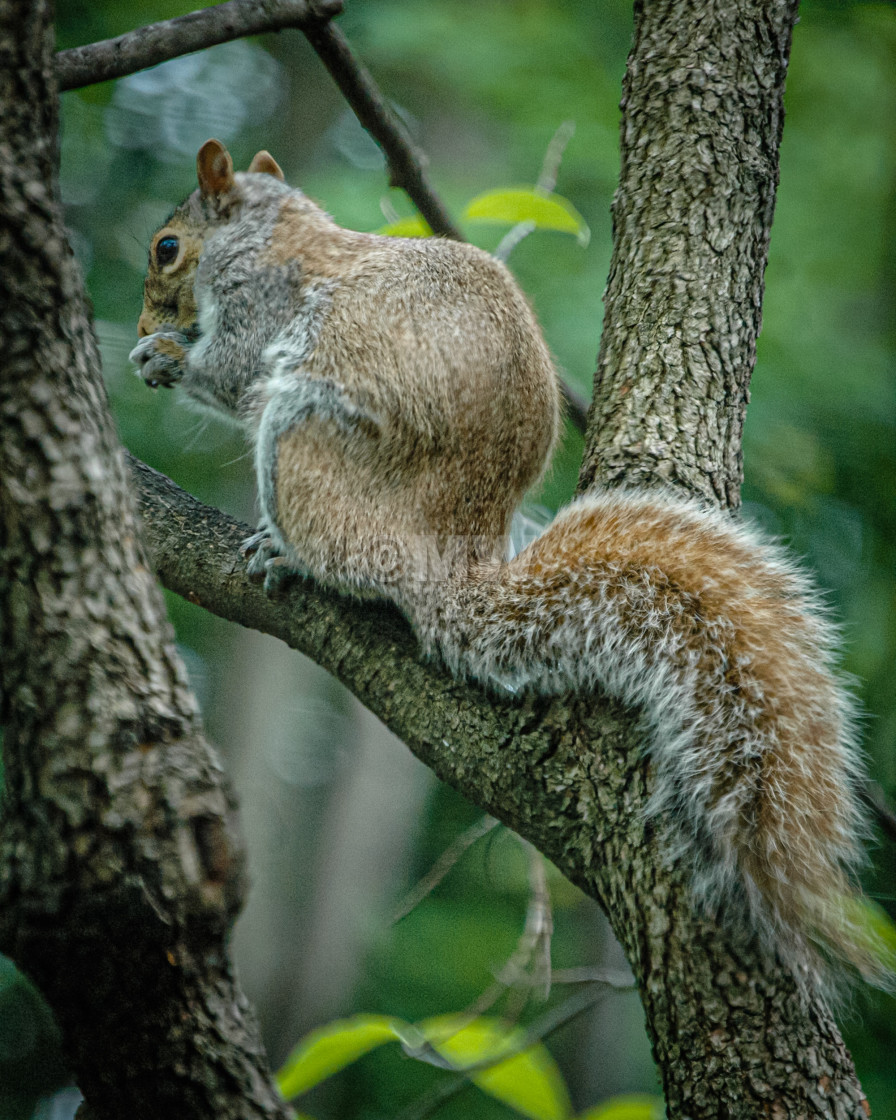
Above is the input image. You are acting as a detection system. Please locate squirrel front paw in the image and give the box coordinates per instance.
[129,329,190,389]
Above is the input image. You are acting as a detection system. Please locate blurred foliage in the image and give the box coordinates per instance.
[277,1012,574,1117]
[577,1100,663,1120]
[276,1007,664,1119]
[1,0,894,1117]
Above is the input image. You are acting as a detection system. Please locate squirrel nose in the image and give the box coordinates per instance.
[137,311,153,338]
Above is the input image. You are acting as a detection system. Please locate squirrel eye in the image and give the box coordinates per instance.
[155,236,180,266]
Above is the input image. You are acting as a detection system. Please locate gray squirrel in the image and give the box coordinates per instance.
[130,138,886,990]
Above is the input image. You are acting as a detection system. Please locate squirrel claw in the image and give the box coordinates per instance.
[245,545,274,581]
[241,530,273,558]
[242,528,300,594]
[258,556,300,595]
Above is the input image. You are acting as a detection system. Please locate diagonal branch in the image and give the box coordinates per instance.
[299,18,463,240]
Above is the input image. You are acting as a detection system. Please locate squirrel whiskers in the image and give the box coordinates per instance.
[131,139,888,992]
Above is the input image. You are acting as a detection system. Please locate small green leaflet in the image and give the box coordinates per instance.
[463,188,590,245]
[420,1014,572,1120]
[378,187,589,244]
[378,214,433,238]
[276,1014,405,1099]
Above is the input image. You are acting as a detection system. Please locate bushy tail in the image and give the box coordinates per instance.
[420,490,893,990]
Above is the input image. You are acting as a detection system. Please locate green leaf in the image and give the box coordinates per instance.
[576,1094,665,1120]
[463,188,590,245]
[276,1014,407,1099]
[419,1015,572,1120]
[377,215,433,238]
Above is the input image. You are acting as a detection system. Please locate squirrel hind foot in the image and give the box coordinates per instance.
[242,525,305,594]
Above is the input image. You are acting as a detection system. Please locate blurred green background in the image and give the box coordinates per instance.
[2,0,894,1116]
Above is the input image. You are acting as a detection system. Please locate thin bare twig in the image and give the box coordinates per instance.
[492,220,537,264]
[392,815,500,924]
[524,844,553,1000]
[300,20,463,239]
[426,841,556,1033]
[490,121,591,433]
[493,120,576,263]
[537,120,576,196]
[562,383,590,435]
[550,967,634,987]
[499,843,553,1019]
[56,0,343,91]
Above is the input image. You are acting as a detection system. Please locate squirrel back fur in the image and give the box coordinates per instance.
[131,140,888,992]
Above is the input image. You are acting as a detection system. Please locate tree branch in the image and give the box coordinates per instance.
[55,0,462,242]
[298,18,463,240]
[55,0,343,91]
[862,781,896,845]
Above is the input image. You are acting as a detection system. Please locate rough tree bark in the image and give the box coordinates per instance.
[0,0,876,1118]
[0,1,291,1116]
[580,0,787,506]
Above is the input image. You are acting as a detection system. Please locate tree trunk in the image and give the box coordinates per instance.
[580,0,793,510]
[0,1,290,1116]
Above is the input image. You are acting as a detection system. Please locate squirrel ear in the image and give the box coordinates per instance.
[247,150,285,181]
[197,139,235,197]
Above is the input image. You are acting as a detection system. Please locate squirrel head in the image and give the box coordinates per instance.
[137,140,286,338]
